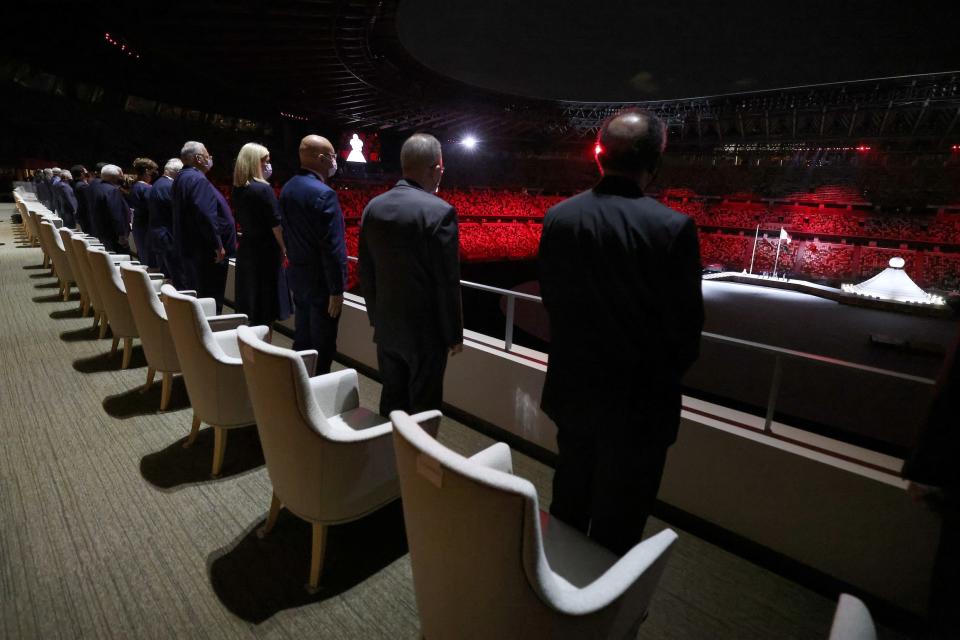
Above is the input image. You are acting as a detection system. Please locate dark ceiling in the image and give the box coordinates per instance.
[4,1,960,149]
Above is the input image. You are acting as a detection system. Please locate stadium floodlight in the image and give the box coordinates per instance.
[461,136,478,150]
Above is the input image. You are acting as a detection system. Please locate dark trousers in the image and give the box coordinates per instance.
[376,344,448,417]
[199,258,229,315]
[550,423,670,555]
[292,291,340,374]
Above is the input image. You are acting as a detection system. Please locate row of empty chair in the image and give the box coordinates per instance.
[11,186,879,638]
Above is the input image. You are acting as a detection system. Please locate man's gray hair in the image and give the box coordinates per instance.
[180,141,205,161]
[100,164,123,178]
[51,167,62,176]
[163,158,184,175]
[400,133,442,173]
[42,168,53,176]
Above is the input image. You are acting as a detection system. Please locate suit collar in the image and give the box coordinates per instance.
[594,175,644,198]
[396,178,425,191]
[299,167,326,182]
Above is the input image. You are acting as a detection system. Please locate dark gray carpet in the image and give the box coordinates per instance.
[0,206,904,639]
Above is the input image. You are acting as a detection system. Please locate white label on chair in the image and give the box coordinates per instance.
[416,454,443,488]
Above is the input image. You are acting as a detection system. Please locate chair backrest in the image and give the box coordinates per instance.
[237,325,367,522]
[59,228,89,301]
[34,214,54,258]
[86,248,138,338]
[391,410,554,638]
[161,285,254,427]
[70,235,103,312]
[40,221,73,282]
[828,594,877,640]
[121,264,180,373]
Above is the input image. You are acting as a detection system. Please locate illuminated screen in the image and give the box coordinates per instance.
[340,132,381,163]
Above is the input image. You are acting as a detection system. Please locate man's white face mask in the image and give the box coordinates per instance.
[327,157,337,178]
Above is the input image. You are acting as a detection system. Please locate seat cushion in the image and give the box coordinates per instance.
[327,407,390,433]
[539,510,619,589]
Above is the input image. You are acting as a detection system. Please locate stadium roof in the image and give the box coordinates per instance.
[6,1,960,148]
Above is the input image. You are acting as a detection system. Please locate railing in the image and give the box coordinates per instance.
[347,254,938,434]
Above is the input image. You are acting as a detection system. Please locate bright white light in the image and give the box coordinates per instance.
[461,136,478,150]
[889,257,905,269]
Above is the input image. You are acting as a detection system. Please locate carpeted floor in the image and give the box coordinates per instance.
[0,204,905,639]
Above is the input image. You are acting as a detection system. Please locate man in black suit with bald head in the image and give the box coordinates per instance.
[539,109,704,555]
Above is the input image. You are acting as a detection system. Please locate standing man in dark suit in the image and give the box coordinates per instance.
[172,141,234,312]
[53,168,78,228]
[36,168,53,210]
[49,168,63,217]
[359,133,463,416]
[147,158,183,286]
[71,165,92,233]
[538,108,704,555]
[279,134,347,374]
[91,164,132,253]
[84,163,108,238]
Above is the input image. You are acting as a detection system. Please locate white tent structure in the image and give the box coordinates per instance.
[842,257,945,305]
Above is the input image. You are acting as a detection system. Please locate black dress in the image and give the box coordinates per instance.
[233,181,290,325]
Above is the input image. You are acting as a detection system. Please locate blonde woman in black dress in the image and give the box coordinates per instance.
[232,143,290,325]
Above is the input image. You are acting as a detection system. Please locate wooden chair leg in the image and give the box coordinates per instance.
[211,427,228,478]
[92,311,100,330]
[183,413,201,448]
[257,492,282,539]
[121,337,133,369]
[62,283,71,301]
[99,317,109,339]
[159,372,173,411]
[307,523,327,593]
[142,367,156,393]
[110,336,120,357]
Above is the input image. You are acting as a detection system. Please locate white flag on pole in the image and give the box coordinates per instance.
[779,227,792,244]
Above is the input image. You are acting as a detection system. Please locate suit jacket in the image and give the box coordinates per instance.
[147,176,174,230]
[359,179,462,352]
[538,175,704,444]
[90,180,131,251]
[74,181,92,232]
[172,166,223,262]
[50,176,62,215]
[128,181,152,232]
[36,177,52,209]
[54,180,78,228]
[279,169,347,299]
[84,178,103,237]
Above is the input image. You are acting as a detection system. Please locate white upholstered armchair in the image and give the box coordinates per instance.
[828,594,877,640]
[236,324,427,592]
[161,285,266,477]
[390,410,678,640]
[86,247,160,369]
[38,221,75,301]
[121,264,229,410]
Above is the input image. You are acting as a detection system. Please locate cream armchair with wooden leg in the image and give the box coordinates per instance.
[122,264,239,410]
[39,221,76,301]
[71,236,129,337]
[236,325,419,592]
[59,228,91,315]
[161,285,265,477]
[390,410,679,640]
[86,248,160,369]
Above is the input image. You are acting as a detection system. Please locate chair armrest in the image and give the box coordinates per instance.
[207,314,249,332]
[309,369,360,417]
[198,297,217,317]
[297,350,319,376]
[147,273,165,280]
[149,279,165,293]
[179,290,198,297]
[214,324,269,360]
[469,442,513,474]
[543,528,678,617]
[406,410,443,438]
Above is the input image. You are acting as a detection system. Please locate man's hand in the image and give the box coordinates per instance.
[214,246,226,263]
[449,343,464,357]
[328,295,343,318]
[907,481,941,504]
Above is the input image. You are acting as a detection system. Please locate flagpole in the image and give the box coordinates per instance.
[748,224,760,274]
[773,237,783,278]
